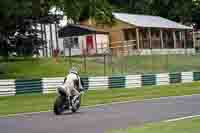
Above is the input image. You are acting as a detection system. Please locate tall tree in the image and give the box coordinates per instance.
[0,0,32,57]
[192,0,200,29]
[109,0,193,24]
[152,0,192,23]
[49,0,115,25]
[0,0,114,57]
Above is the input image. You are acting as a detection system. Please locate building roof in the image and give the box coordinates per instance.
[113,13,193,30]
[58,24,108,38]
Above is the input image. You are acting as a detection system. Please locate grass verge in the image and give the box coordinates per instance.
[1,55,200,79]
[108,117,200,133]
[1,82,200,116]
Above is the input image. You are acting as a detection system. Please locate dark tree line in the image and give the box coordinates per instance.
[109,0,200,27]
[0,0,114,58]
[0,0,200,58]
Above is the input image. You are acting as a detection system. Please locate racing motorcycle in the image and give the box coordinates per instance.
[53,79,85,115]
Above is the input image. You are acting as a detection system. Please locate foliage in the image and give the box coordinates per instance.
[49,0,115,25]
[192,0,200,29]
[0,0,44,57]
[109,0,198,27]
[0,0,200,58]
[0,0,115,57]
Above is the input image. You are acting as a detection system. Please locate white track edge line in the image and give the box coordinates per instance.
[164,114,200,122]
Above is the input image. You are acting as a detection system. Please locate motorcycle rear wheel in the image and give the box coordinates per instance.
[53,96,66,115]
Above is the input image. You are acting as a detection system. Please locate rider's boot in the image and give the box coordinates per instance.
[72,95,80,109]
[67,96,73,109]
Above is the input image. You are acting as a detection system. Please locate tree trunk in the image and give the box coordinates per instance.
[49,24,54,56]
[44,24,48,57]
[2,41,9,60]
[32,0,41,17]
[0,33,9,60]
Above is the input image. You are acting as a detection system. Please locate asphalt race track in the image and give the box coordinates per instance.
[1,95,200,133]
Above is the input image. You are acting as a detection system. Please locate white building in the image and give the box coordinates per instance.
[38,7,110,57]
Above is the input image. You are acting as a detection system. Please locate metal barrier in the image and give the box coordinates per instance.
[0,80,15,96]
[0,71,199,96]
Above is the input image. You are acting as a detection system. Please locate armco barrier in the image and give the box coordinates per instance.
[42,77,63,94]
[109,76,126,88]
[193,72,200,81]
[88,76,108,90]
[156,73,169,86]
[0,71,200,96]
[15,79,42,94]
[169,73,181,84]
[181,72,193,83]
[125,75,141,88]
[0,79,15,96]
[142,74,156,86]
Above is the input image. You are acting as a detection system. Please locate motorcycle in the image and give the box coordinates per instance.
[53,86,83,115]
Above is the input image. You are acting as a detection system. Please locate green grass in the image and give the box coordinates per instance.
[108,117,200,133]
[1,55,200,79]
[123,55,200,74]
[0,57,104,79]
[1,82,200,116]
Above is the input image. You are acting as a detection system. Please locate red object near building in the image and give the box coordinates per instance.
[86,35,94,49]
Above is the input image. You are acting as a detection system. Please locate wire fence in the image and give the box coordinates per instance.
[64,40,198,76]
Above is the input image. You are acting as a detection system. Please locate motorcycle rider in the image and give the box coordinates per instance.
[63,67,83,106]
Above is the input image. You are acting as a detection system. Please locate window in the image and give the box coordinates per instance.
[63,37,79,48]
[73,38,79,48]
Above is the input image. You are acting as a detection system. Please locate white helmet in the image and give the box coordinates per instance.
[69,67,78,74]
